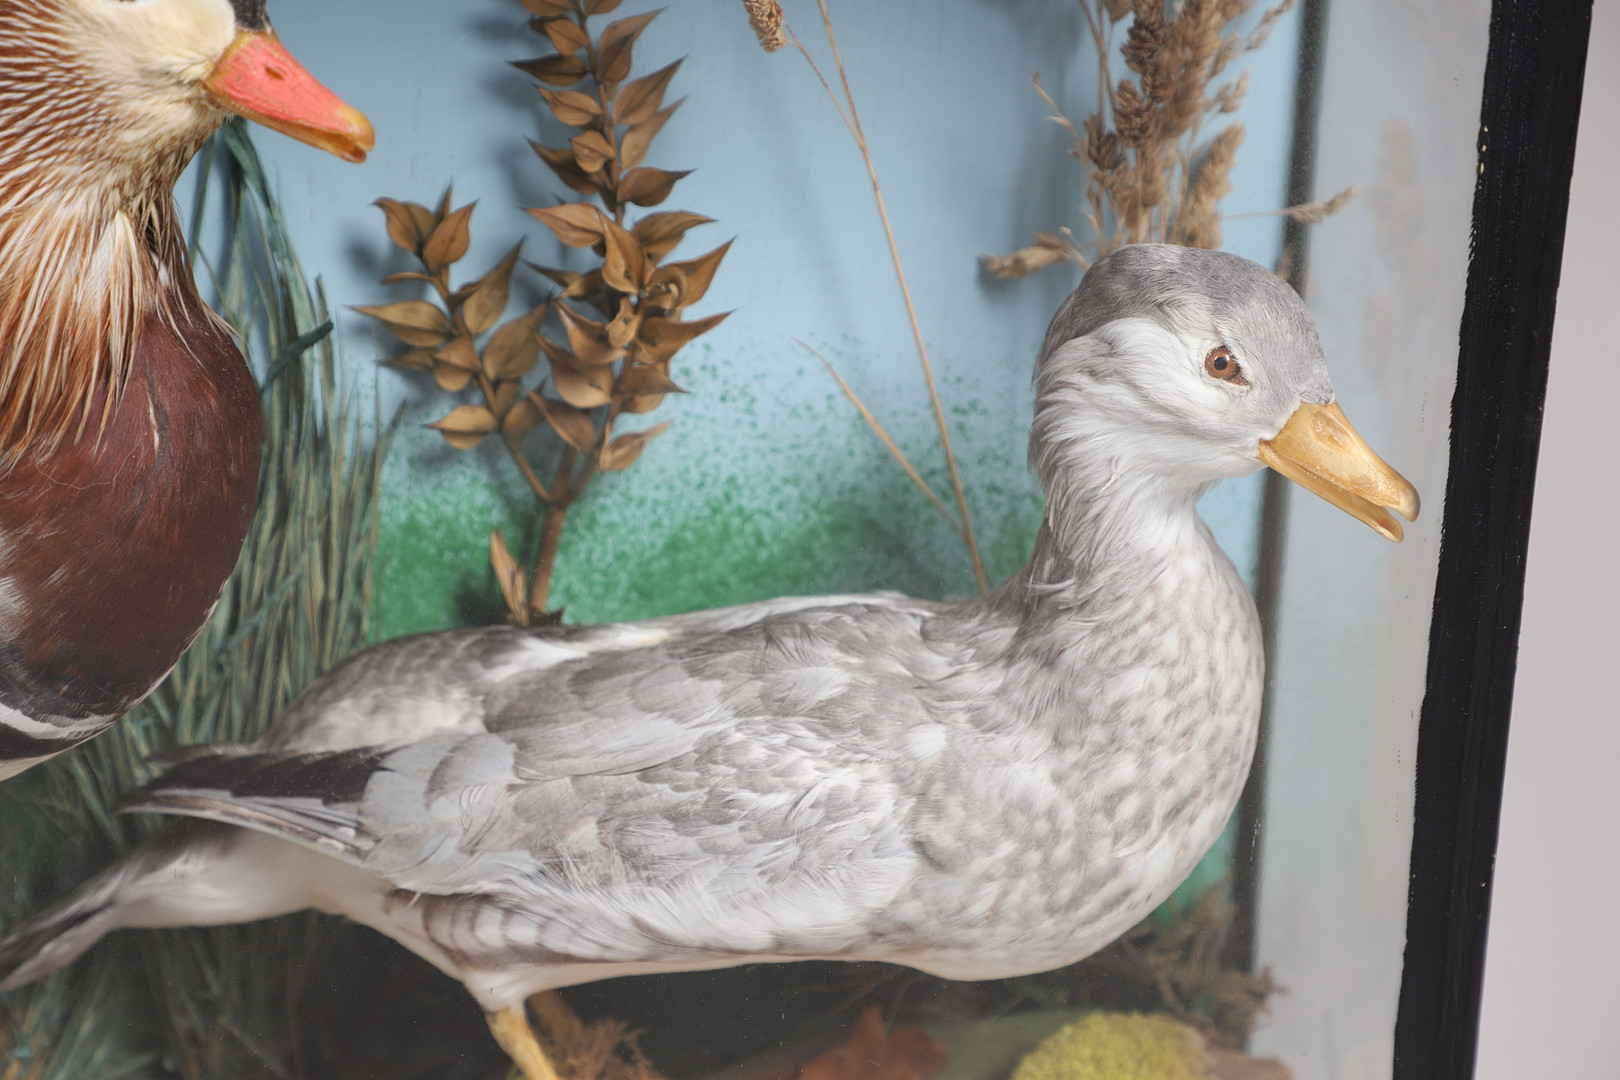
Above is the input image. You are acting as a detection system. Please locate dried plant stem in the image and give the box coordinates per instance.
[785,0,988,592]
[530,492,571,616]
[804,341,956,531]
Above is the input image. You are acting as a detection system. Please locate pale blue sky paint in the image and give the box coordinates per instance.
[188,0,1303,630]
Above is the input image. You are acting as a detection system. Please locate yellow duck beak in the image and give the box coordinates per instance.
[204,29,374,163]
[1258,401,1421,542]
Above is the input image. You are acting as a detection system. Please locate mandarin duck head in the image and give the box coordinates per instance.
[0,0,373,779]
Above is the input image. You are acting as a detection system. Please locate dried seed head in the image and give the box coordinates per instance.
[1083,114,1124,173]
[1213,70,1250,114]
[1281,184,1359,225]
[742,0,786,53]
[979,234,1075,280]
[1113,79,1154,149]
[1174,123,1245,250]
[1246,0,1298,53]
[1121,8,1168,75]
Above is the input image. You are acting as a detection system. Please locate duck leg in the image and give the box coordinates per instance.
[487,1004,564,1080]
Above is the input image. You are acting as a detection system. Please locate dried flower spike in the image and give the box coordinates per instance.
[743,0,787,53]
[986,1,1341,276]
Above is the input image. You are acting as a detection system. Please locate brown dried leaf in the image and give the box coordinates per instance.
[514,54,590,86]
[581,0,623,14]
[616,361,683,411]
[614,59,682,126]
[598,422,667,471]
[462,245,523,335]
[530,141,601,195]
[632,210,713,260]
[490,379,522,421]
[605,295,641,347]
[560,267,617,318]
[535,393,598,452]
[376,197,428,254]
[434,335,481,372]
[555,301,626,366]
[641,264,686,312]
[432,361,472,392]
[489,529,527,624]
[530,202,607,248]
[539,87,603,127]
[353,300,454,348]
[429,403,498,449]
[620,391,664,415]
[522,0,575,16]
[422,203,475,273]
[619,101,679,170]
[435,187,453,221]
[660,239,730,309]
[617,166,689,207]
[380,270,433,286]
[636,310,728,366]
[543,17,590,56]
[548,358,614,409]
[599,219,650,293]
[502,393,542,446]
[595,10,658,84]
[484,302,549,380]
[383,348,435,372]
[570,129,615,175]
[532,264,579,291]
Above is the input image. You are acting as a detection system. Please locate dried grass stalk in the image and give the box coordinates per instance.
[741,0,989,593]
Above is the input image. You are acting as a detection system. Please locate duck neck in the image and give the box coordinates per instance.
[994,456,1218,616]
[0,95,212,462]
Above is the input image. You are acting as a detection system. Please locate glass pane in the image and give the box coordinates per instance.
[1254,2,1488,1075]
[0,1,1492,1078]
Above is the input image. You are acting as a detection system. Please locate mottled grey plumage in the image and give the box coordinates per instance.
[0,246,1372,1012]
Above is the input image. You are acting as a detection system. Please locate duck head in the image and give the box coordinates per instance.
[0,0,373,455]
[23,0,373,184]
[1032,244,1419,542]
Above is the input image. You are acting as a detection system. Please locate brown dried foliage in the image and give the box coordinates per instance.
[522,991,669,1080]
[361,0,728,624]
[796,1007,948,1080]
[984,0,1351,278]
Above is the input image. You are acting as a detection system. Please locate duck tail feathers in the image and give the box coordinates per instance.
[0,824,206,991]
[119,746,381,858]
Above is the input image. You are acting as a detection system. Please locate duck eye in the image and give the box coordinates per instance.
[1204,346,1248,386]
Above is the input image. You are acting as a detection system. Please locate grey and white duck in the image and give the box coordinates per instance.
[0,244,1418,1079]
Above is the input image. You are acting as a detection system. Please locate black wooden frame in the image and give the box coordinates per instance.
[1392,1,1593,1076]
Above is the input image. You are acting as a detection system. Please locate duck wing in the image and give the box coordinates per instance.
[123,597,961,958]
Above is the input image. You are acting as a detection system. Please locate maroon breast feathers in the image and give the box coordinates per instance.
[0,290,262,725]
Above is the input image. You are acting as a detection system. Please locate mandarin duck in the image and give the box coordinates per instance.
[0,246,1419,1079]
[0,0,372,779]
